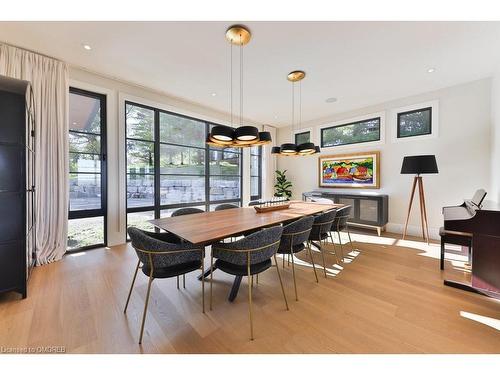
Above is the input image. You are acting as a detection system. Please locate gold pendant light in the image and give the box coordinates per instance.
[273,70,320,156]
[207,25,272,148]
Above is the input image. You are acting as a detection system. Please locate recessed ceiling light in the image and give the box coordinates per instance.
[211,92,217,97]
[427,68,435,73]
[325,97,337,103]
[82,44,92,50]
[274,115,278,119]
[72,122,77,125]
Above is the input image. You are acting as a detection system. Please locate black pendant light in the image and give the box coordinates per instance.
[206,25,271,148]
[274,70,320,156]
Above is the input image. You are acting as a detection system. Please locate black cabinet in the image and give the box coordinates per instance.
[0,75,36,298]
[303,190,388,236]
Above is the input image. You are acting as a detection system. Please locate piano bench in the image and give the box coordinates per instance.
[439,227,472,270]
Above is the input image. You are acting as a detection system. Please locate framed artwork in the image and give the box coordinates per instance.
[318,151,380,189]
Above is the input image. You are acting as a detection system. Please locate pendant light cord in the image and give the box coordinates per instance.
[240,33,243,127]
[230,40,233,128]
[299,80,302,129]
[292,81,295,134]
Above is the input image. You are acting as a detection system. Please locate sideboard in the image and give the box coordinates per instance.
[302,190,389,236]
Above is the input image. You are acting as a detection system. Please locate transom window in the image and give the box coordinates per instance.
[295,131,310,145]
[321,117,381,148]
[125,102,243,234]
[397,107,432,138]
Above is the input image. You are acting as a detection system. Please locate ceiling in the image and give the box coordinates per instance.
[1,21,500,127]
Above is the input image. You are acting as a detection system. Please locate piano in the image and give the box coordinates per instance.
[442,189,500,299]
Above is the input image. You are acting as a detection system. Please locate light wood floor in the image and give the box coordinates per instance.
[1,231,499,353]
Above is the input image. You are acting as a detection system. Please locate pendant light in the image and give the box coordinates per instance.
[206,25,272,148]
[272,70,320,156]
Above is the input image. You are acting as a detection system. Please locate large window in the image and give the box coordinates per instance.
[321,117,380,148]
[250,146,262,201]
[397,107,432,138]
[295,131,310,145]
[126,102,242,233]
[68,88,107,250]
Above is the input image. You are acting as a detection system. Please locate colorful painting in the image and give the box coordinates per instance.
[319,152,380,188]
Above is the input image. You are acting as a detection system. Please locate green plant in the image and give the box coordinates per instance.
[274,169,292,199]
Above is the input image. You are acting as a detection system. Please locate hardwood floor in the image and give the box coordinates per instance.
[0,231,499,353]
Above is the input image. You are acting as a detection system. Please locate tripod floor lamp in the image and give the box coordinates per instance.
[401,155,439,242]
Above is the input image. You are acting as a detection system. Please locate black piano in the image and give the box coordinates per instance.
[443,189,500,299]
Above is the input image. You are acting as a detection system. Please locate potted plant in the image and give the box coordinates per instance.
[274,169,292,199]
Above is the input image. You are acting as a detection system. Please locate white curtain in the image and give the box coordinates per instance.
[0,44,69,265]
[262,124,277,199]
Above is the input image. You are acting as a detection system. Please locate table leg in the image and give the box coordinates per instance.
[228,276,243,302]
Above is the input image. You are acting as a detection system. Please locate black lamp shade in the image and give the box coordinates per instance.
[271,146,281,154]
[235,126,259,141]
[258,131,272,143]
[280,143,297,154]
[211,125,234,141]
[401,155,438,175]
[297,142,316,153]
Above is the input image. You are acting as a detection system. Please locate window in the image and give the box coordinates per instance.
[250,146,262,201]
[321,117,380,148]
[397,107,432,138]
[68,88,107,250]
[295,131,310,145]
[125,102,242,234]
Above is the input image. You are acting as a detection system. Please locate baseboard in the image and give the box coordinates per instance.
[385,222,440,241]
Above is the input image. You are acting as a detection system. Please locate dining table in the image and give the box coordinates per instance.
[149,200,344,301]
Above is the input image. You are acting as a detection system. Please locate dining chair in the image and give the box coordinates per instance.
[214,203,239,211]
[171,207,204,217]
[125,227,205,344]
[248,200,261,206]
[308,210,337,278]
[331,205,354,261]
[210,225,288,340]
[277,216,317,301]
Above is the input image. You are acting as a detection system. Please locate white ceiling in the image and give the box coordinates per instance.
[1,21,500,127]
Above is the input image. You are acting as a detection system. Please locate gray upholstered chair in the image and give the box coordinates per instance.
[214,203,239,211]
[308,210,338,278]
[125,227,205,344]
[277,216,317,300]
[330,205,354,261]
[210,225,288,340]
[171,207,204,217]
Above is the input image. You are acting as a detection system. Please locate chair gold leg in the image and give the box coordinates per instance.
[290,253,298,301]
[124,260,140,314]
[177,275,179,289]
[273,255,289,311]
[337,231,345,262]
[210,251,214,311]
[282,254,285,269]
[139,273,154,345]
[247,255,254,341]
[320,239,328,278]
[307,242,319,283]
[347,229,355,253]
[183,274,186,289]
[201,260,205,313]
[328,232,340,264]
[256,273,259,285]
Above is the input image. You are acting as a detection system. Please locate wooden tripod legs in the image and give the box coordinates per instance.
[402,176,430,243]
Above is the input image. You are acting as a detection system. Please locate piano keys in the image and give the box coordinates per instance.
[442,189,500,299]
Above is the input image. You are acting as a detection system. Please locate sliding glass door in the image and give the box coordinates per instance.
[67,88,107,250]
[125,101,242,234]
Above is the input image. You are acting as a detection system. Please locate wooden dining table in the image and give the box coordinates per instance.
[149,201,343,301]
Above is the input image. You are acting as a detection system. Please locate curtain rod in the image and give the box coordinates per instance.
[0,40,64,63]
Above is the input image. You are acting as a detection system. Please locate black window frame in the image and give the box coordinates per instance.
[321,117,381,148]
[125,101,243,235]
[294,130,310,145]
[250,146,262,201]
[68,87,108,252]
[397,106,432,139]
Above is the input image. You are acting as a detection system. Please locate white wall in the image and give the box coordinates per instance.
[69,67,258,246]
[491,68,500,203]
[276,79,492,239]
